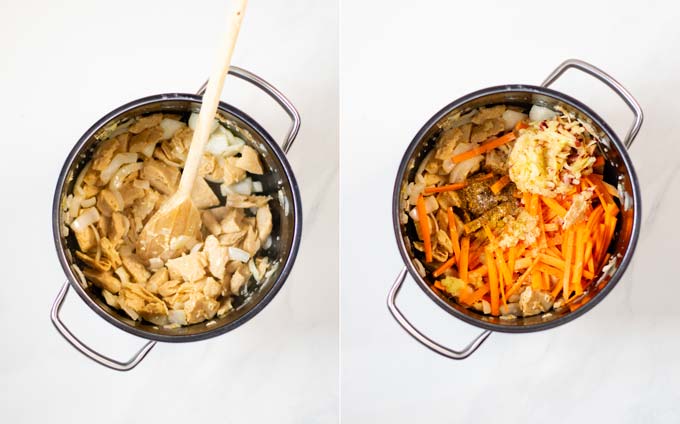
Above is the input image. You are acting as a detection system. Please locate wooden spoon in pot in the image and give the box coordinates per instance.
[137,0,248,260]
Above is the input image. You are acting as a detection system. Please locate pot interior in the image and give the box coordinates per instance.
[55,94,300,341]
[396,86,639,332]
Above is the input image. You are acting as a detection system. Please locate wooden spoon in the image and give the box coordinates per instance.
[137,0,248,260]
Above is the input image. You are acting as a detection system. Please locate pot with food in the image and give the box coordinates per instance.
[51,67,302,370]
[388,59,643,359]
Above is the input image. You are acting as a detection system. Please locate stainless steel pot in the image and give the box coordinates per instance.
[51,67,302,371]
[388,59,643,359]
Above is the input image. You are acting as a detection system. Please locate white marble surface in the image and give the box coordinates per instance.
[0,1,337,423]
[341,0,680,422]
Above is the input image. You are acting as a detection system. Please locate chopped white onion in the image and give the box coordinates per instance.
[100,153,138,184]
[190,242,204,254]
[80,197,96,208]
[148,257,164,270]
[168,310,187,325]
[408,196,439,221]
[502,110,528,131]
[109,162,143,190]
[529,105,558,122]
[248,260,261,282]
[188,113,219,132]
[70,207,100,233]
[169,235,198,252]
[231,178,253,195]
[252,181,263,193]
[159,118,184,140]
[228,247,251,263]
[263,235,272,249]
[205,131,229,155]
[73,162,92,197]
[114,266,130,285]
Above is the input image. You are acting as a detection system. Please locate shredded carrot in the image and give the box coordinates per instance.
[541,196,567,218]
[451,132,517,164]
[486,247,500,316]
[459,237,470,283]
[541,271,550,291]
[459,284,489,306]
[587,175,618,216]
[433,256,456,278]
[424,182,467,195]
[490,175,511,195]
[585,239,595,274]
[506,257,539,298]
[508,246,517,280]
[536,263,564,279]
[593,156,605,170]
[562,228,575,299]
[514,121,529,131]
[494,249,511,305]
[572,225,586,295]
[416,195,432,262]
[447,208,461,266]
[433,281,445,291]
[539,253,594,280]
[531,269,542,290]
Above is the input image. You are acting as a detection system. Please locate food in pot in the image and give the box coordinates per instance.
[401,105,620,319]
[62,113,276,327]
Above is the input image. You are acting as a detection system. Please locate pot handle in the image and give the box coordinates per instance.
[541,59,643,149]
[387,267,492,360]
[50,282,156,372]
[197,66,301,154]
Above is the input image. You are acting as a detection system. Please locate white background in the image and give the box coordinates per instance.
[341,0,680,422]
[0,0,337,423]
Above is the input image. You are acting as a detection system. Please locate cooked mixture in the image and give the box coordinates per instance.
[62,113,276,327]
[401,104,620,318]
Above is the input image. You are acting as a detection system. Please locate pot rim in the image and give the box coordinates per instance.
[53,92,303,342]
[392,84,641,334]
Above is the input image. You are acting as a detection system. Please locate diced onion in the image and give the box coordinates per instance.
[109,162,143,190]
[169,235,198,252]
[70,207,100,233]
[227,177,253,195]
[80,197,96,208]
[205,131,229,155]
[263,235,272,249]
[252,181,263,193]
[248,260,261,282]
[114,266,130,285]
[190,242,204,254]
[159,118,184,140]
[168,310,187,325]
[502,110,528,131]
[529,105,558,122]
[100,153,138,184]
[73,162,92,197]
[188,113,219,133]
[148,257,164,270]
[228,247,250,263]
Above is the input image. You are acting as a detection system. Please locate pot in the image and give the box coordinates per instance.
[51,67,302,371]
[388,59,643,359]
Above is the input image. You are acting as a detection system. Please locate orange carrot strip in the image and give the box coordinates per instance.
[585,239,595,274]
[447,208,461,265]
[506,257,540,298]
[536,263,563,279]
[542,271,550,290]
[433,281,445,291]
[541,196,568,218]
[486,247,500,316]
[494,249,511,305]
[551,277,564,298]
[531,269,542,290]
[469,265,488,278]
[459,237,470,283]
[587,175,618,216]
[562,228,575,299]
[451,132,517,164]
[416,195,432,262]
[572,225,586,295]
[508,246,517,280]
[474,173,495,182]
[433,256,457,277]
[459,284,489,306]
[424,182,467,195]
[539,253,594,280]
[514,121,529,131]
[490,175,511,195]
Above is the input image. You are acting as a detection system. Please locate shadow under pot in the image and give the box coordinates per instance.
[51,67,302,371]
[388,59,643,359]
